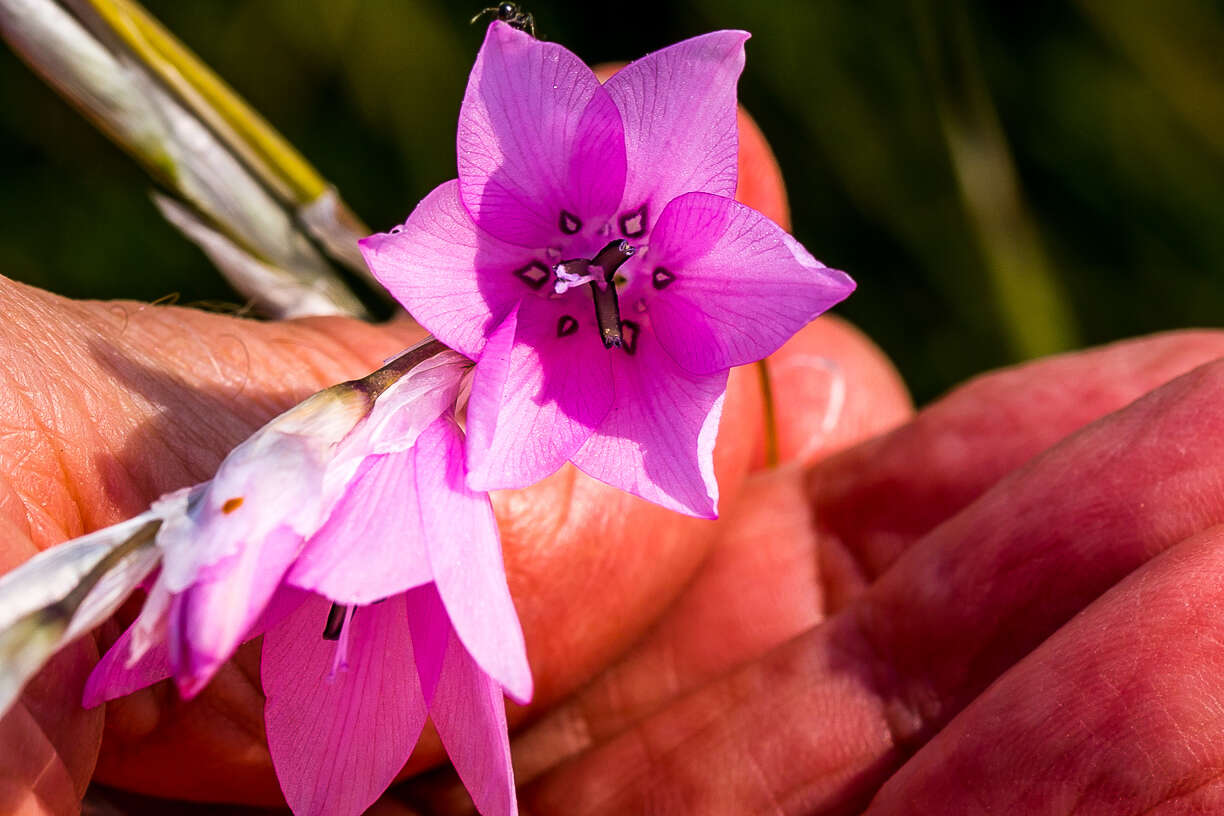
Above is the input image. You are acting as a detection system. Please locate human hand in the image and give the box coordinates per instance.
[498,328,1224,815]
[0,106,907,813]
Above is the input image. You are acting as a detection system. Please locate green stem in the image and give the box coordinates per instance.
[756,359,779,468]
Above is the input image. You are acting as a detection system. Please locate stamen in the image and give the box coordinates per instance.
[327,604,357,682]
[588,241,636,349]
[322,603,348,640]
[591,281,623,348]
[553,259,593,294]
[591,240,636,273]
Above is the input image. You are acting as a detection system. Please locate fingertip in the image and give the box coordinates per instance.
[758,316,911,469]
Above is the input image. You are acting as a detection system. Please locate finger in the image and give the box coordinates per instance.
[521,353,1224,815]
[396,466,819,812]
[0,278,430,801]
[757,314,910,469]
[0,276,424,551]
[867,523,1224,815]
[813,329,1224,578]
[505,311,908,785]
[508,465,819,783]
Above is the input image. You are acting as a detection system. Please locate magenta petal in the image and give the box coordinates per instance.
[646,192,856,374]
[82,626,171,708]
[604,31,748,235]
[83,584,306,707]
[359,181,532,358]
[430,620,518,816]
[168,526,303,698]
[405,583,450,705]
[288,450,432,604]
[264,593,427,816]
[416,419,532,704]
[466,300,613,491]
[458,22,626,248]
[572,328,727,518]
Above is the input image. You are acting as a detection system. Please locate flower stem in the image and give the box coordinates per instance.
[353,337,461,401]
[756,359,779,468]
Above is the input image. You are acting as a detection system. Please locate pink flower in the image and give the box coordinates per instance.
[361,22,856,518]
[83,348,531,816]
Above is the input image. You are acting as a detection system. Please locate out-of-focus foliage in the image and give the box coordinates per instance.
[1,0,1222,402]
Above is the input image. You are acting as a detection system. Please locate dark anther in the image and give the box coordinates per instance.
[557,314,578,337]
[652,266,676,290]
[513,260,550,290]
[591,240,635,275]
[587,240,636,349]
[559,210,583,235]
[620,320,640,355]
[618,205,647,238]
[322,603,349,641]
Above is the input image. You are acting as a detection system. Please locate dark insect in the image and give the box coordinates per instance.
[470,2,537,37]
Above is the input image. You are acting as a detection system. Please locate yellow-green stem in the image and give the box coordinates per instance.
[756,359,779,468]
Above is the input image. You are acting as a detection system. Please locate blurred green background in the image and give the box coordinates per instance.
[2,0,1222,403]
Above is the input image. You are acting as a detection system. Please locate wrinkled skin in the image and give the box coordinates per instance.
[5,106,1224,816]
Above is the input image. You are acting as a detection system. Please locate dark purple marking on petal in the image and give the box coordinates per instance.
[322,603,349,641]
[620,320,640,355]
[513,261,550,290]
[557,315,579,337]
[652,266,676,290]
[619,205,647,238]
[559,210,583,235]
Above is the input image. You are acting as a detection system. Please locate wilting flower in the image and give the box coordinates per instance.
[80,347,531,816]
[361,22,856,517]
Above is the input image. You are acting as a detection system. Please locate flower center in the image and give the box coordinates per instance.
[553,240,636,349]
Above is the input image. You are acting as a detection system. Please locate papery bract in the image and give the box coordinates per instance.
[362,22,856,517]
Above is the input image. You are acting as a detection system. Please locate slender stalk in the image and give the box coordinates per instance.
[351,338,458,402]
[756,359,779,468]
